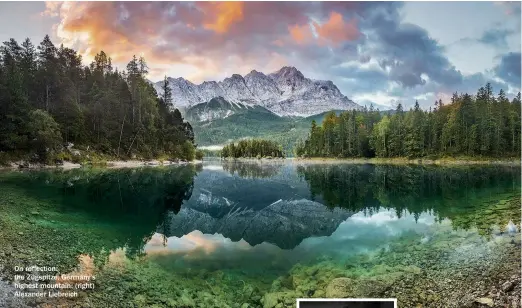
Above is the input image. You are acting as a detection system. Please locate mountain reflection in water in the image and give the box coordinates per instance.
[148,209,437,262]
[156,161,520,253]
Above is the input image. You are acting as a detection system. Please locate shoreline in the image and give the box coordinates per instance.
[215,156,520,166]
[106,159,203,168]
[290,157,521,166]
[220,157,286,163]
[0,160,203,171]
[3,156,518,169]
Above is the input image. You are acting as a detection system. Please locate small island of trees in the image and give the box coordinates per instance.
[221,139,285,159]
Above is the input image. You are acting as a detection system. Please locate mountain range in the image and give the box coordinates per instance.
[153,66,361,118]
[161,199,352,249]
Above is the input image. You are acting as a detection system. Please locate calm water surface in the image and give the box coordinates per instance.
[0,160,520,307]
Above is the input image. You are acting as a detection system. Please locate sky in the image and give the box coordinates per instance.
[0,1,520,110]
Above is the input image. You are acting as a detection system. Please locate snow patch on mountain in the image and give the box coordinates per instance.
[185,96,252,122]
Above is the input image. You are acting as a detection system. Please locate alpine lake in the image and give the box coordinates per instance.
[0,159,520,308]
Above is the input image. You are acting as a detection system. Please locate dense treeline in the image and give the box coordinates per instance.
[0,35,196,163]
[295,84,521,159]
[221,139,285,159]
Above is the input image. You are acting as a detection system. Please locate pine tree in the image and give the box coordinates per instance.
[37,35,58,112]
[161,75,172,105]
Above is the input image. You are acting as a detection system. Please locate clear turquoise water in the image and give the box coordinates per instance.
[0,161,520,307]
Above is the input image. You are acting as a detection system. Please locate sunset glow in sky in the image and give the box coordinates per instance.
[0,1,520,109]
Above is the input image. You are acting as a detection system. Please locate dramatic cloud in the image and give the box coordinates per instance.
[200,2,244,34]
[39,1,521,109]
[314,12,360,46]
[288,12,360,47]
[493,52,521,89]
[454,25,519,51]
[330,59,390,94]
[479,28,515,49]
[289,23,314,45]
[365,19,463,89]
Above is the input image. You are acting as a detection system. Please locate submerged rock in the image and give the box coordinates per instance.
[420,235,431,244]
[261,292,284,308]
[0,279,31,308]
[501,280,516,292]
[325,277,353,297]
[474,297,494,307]
[506,220,518,234]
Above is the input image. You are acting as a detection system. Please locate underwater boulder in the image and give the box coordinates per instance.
[325,277,353,297]
[261,292,285,308]
[506,220,518,234]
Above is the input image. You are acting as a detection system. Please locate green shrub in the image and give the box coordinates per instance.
[0,152,9,166]
[27,109,63,162]
[195,150,204,160]
[181,141,196,161]
[71,155,83,164]
[54,151,73,162]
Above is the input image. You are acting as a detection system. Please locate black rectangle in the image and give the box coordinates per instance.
[297,299,397,308]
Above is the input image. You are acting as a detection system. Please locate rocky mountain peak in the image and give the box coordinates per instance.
[245,69,266,79]
[272,66,305,80]
[230,74,245,80]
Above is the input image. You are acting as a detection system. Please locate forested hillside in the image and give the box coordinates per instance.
[296,84,521,159]
[0,35,196,164]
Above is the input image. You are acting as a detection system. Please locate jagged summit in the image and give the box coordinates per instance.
[245,69,266,79]
[271,66,305,79]
[153,66,361,117]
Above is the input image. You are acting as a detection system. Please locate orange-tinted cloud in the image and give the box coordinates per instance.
[51,2,139,62]
[48,2,185,65]
[288,11,360,47]
[289,23,313,45]
[314,12,360,46]
[198,2,244,34]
